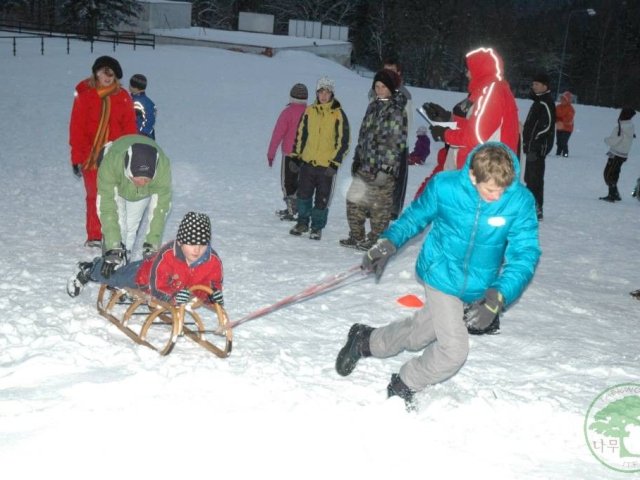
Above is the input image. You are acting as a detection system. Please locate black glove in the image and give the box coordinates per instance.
[142,242,156,259]
[174,289,193,305]
[453,98,473,118]
[362,238,397,281]
[325,166,337,177]
[72,164,82,178]
[208,288,224,306]
[100,248,126,278]
[423,102,451,122]
[465,288,504,333]
[287,156,301,173]
[430,125,449,142]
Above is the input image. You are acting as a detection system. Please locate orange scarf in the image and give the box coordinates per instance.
[84,82,119,170]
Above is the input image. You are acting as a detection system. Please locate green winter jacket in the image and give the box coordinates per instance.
[97,134,172,251]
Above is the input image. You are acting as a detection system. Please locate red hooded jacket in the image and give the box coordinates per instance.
[135,241,224,304]
[444,47,520,168]
[69,79,137,167]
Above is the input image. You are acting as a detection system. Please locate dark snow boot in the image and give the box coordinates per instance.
[339,234,364,249]
[335,323,373,376]
[277,196,298,221]
[66,261,95,297]
[387,373,416,412]
[309,229,322,240]
[599,186,617,202]
[632,178,640,200]
[612,186,622,201]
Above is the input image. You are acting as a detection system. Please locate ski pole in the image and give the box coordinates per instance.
[227,264,368,329]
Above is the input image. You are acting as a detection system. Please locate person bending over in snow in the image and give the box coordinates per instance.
[336,143,540,410]
[67,212,224,307]
[97,134,172,262]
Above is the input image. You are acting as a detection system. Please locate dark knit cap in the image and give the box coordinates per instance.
[92,56,123,80]
[620,107,636,121]
[124,143,158,179]
[129,73,147,90]
[532,72,550,86]
[177,212,212,246]
[373,69,400,93]
[290,83,308,101]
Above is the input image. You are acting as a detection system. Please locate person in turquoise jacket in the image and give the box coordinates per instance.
[336,142,541,410]
[97,134,172,274]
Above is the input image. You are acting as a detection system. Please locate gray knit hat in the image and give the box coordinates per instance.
[177,212,211,246]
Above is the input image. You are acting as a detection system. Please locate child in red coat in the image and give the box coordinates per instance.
[67,212,224,306]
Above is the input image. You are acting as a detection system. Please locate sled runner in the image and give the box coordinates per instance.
[96,284,232,357]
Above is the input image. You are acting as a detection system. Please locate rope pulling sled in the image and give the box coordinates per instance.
[96,264,367,357]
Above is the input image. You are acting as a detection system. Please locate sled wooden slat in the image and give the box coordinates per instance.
[96,284,232,357]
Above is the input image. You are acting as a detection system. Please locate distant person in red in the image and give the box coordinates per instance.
[424,47,519,169]
[555,91,575,157]
[69,56,137,248]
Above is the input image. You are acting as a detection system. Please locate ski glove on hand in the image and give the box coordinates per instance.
[72,164,82,178]
[465,288,504,332]
[287,157,301,173]
[142,243,156,259]
[174,289,193,305]
[101,248,126,278]
[423,102,451,122]
[430,125,449,143]
[362,238,397,281]
[267,156,274,168]
[453,98,473,118]
[208,288,224,306]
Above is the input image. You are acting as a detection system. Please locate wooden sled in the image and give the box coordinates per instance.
[96,284,232,357]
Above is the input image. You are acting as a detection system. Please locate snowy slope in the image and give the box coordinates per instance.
[0,36,638,479]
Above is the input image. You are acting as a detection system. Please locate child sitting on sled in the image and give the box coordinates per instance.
[67,211,224,306]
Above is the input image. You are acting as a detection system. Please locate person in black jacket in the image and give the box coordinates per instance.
[522,72,556,220]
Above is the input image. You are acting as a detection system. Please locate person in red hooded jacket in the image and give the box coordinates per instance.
[423,47,520,171]
[69,56,137,248]
[555,91,575,157]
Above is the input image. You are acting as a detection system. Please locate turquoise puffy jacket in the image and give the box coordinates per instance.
[382,142,540,306]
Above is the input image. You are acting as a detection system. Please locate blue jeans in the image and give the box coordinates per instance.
[89,258,142,289]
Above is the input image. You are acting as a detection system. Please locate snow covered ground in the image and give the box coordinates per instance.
[1,36,639,479]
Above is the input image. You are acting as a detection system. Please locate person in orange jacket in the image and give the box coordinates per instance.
[69,56,137,248]
[555,91,575,157]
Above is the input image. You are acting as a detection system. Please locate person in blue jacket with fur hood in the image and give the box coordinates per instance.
[336,142,541,410]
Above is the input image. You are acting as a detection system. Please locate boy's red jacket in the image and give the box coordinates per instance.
[136,241,224,303]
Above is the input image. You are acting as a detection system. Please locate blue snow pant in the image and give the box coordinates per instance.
[368,284,469,392]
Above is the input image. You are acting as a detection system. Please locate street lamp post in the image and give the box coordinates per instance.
[556,8,596,98]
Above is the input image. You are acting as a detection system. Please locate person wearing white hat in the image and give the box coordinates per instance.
[289,76,350,240]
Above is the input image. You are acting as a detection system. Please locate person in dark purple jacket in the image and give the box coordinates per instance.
[408,126,431,165]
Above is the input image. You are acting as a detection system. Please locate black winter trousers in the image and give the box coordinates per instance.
[281,155,301,198]
[524,151,546,211]
[555,130,572,156]
[603,155,626,187]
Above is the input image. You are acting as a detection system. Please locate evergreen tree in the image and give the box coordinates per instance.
[59,0,141,38]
